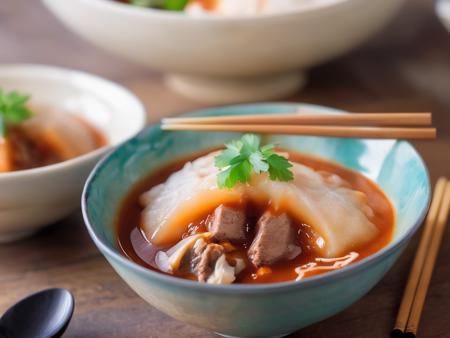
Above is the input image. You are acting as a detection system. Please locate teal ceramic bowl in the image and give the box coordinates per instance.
[82,103,430,338]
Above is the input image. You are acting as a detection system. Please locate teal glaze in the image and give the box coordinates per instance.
[82,103,430,338]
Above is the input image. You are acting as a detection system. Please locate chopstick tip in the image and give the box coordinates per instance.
[391,328,405,338]
[404,332,416,338]
[431,128,437,139]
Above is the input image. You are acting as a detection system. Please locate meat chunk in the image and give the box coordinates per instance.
[196,243,224,282]
[209,205,246,242]
[190,237,208,272]
[191,239,246,284]
[248,211,301,267]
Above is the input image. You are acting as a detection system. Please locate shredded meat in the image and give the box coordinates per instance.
[195,243,224,282]
[189,238,207,272]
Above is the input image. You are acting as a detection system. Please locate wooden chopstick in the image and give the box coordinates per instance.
[392,178,448,338]
[404,180,450,337]
[161,123,436,140]
[162,113,432,126]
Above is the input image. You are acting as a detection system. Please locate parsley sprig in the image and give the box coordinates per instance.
[214,134,294,189]
[129,0,188,10]
[0,88,34,138]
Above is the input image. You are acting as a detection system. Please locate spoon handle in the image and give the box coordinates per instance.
[0,324,9,338]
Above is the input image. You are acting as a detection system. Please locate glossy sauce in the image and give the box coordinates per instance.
[117,150,395,284]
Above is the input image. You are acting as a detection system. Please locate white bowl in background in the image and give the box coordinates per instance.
[42,0,405,103]
[436,0,450,33]
[0,64,146,243]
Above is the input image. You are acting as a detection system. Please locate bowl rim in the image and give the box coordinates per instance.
[82,102,431,293]
[75,0,353,21]
[0,63,147,182]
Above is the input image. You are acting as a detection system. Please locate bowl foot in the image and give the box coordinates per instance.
[166,72,307,104]
[216,333,291,338]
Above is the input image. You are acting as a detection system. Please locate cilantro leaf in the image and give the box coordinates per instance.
[230,160,252,184]
[217,160,252,189]
[129,0,188,10]
[165,0,189,10]
[249,151,268,174]
[266,154,294,182]
[261,143,275,157]
[215,148,240,168]
[217,167,232,188]
[0,88,34,138]
[240,134,260,154]
[214,134,294,188]
[225,139,242,152]
[130,0,165,7]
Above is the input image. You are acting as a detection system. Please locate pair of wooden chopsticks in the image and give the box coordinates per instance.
[162,113,436,139]
[392,177,450,338]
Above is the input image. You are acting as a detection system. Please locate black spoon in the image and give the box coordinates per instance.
[0,288,74,338]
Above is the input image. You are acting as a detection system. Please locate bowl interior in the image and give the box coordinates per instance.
[84,103,430,277]
[0,64,146,145]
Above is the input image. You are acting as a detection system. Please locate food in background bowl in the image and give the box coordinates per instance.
[115,0,189,11]
[0,88,106,172]
[118,134,395,285]
[118,0,326,16]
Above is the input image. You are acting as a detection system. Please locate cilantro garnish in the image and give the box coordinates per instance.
[214,134,294,189]
[0,88,34,138]
[129,0,188,10]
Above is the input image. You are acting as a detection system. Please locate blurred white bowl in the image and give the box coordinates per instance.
[0,64,146,243]
[436,0,450,33]
[42,0,405,103]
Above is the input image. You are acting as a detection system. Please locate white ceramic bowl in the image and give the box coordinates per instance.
[436,0,450,33]
[43,0,404,103]
[0,64,146,243]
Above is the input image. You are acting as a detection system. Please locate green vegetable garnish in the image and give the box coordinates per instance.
[130,0,164,7]
[215,134,294,189]
[165,0,189,10]
[0,88,33,138]
[129,0,188,11]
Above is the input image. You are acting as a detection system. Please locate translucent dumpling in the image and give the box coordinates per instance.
[140,152,379,257]
[22,105,101,159]
[246,162,378,257]
[140,153,245,245]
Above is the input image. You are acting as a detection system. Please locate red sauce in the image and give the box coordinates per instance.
[116,150,395,284]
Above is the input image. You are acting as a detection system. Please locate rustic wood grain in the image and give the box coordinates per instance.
[0,0,449,337]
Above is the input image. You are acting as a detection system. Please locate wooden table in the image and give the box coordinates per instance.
[1,1,449,337]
